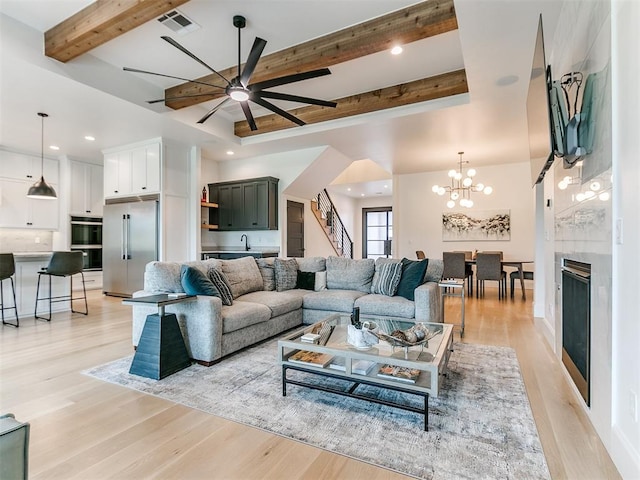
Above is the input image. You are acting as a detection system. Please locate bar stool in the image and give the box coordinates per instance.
[34,251,88,321]
[0,253,19,327]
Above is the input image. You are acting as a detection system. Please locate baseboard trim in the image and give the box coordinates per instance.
[611,424,640,479]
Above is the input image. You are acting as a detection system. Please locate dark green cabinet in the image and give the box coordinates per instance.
[208,177,278,231]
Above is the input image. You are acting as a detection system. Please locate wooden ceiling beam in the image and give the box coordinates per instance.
[45,0,190,63]
[234,69,468,137]
[165,0,457,110]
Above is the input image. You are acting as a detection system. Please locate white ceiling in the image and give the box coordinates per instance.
[0,0,562,189]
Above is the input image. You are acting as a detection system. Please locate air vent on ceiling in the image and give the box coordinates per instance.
[157,10,200,36]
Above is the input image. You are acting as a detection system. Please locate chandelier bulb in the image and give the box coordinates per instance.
[451,192,459,200]
[431,185,440,193]
[467,168,476,177]
[590,181,601,191]
[466,199,474,208]
[437,187,446,196]
[446,200,455,208]
[462,177,472,187]
[454,172,462,180]
[483,186,493,195]
[475,183,484,192]
[558,181,568,190]
[448,169,457,178]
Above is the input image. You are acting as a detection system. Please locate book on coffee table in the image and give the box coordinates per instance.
[329,357,376,375]
[376,364,421,383]
[288,350,334,368]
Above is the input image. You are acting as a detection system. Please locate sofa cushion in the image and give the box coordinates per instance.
[221,301,271,333]
[255,257,275,291]
[303,289,367,313]
[296,256,326,272]
[144,261,182,293]
[207,268,234,306]
[355,294,416,319]
[370,260,402,296]
[424,258,444,283]
[296,271,316,290]
[275,258,298,292]
[237,290,303,317]
[180,265,220,297]
[221,256,263,299]
[396,258,428,301]
[326,256,375,293]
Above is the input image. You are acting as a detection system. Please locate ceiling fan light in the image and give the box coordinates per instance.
[229,89,249,102]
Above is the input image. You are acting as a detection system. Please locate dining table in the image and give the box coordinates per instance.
[465,259,533,300]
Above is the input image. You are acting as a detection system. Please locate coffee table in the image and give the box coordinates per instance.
[278,314,454,430]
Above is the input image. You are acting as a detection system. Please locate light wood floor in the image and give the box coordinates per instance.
[0,288,621,479]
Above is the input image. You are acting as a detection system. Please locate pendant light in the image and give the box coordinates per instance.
[27,112,57,200]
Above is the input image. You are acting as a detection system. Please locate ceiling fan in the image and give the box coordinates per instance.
[124,15,337,131]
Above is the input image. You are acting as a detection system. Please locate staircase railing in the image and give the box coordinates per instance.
[316,189,353,258]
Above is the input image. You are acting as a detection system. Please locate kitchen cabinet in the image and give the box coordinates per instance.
[0,151,59,184]
[70,161,103,216]
[202,252,278,260]
[0,178,59,229]
[208,177,278,231]
[103,141,160,198]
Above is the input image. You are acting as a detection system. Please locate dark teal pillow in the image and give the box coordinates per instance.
[296,271,316,290]
[396,258,428,301]
[180,265,220,297]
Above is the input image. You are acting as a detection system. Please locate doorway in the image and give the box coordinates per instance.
[362,207,392,259]
[287,200,305,257]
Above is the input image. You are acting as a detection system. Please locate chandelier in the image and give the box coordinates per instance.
[431,152,492,208]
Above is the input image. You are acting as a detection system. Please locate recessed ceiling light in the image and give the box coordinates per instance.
[226,150,234,155]
[84,135,95,141]
[347,188,351,192]
[390,45,403,55]
[361,193,365,197]
[49,145,60,151]
[384,185,388,188]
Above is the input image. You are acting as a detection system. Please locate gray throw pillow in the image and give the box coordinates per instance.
[274,258,298,292]
[370,261,403,296]
[295,256,326,272]
[255,257,275,291]
[207,267,233,305]
[221,256,263,298]
[424,258,444,283]
[326,256,375,293]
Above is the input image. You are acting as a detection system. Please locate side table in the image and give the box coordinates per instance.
[122,294,195,380]
[439,280,465,337]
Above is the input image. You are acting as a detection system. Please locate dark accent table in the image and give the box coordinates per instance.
[122,294,195,380]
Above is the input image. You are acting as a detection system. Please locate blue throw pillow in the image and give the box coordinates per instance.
[180,265,220,297]
[396,258,428,301]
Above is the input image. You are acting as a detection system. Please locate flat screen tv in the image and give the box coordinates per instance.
[526,15,556,186]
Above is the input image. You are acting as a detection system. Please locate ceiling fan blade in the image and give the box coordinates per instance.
[249,68,331,91]
[240,101,258,131]
[123,67,226,90]
[197,97,231,124]
[240,37,267,88]
[250,95,305,127]
[146,93,218,105]
[256,91,337,108]
[161,36,230,86]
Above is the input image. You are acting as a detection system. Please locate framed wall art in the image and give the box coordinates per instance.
[442,210,511,241]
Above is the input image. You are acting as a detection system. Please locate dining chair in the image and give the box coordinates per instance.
[416,250,426,260]
[510,270,534,299]
[475,253,507,299]
[0,253,19,327]
[34,251,88,321]
[479,250,503,260]
[443,252,473,295]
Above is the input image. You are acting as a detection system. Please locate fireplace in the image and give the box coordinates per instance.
[561,259,591,406]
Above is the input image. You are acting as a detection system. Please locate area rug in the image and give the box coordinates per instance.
[84,341,550,479]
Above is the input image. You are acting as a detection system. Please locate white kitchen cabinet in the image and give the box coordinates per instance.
[104,151,132,198]
[0,150,59,184]
[0,178,59,229]
[131,143,160,194]
[104,141,161,198]
[70,161,103,216]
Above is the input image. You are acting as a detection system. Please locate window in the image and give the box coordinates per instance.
[362,207,392,259]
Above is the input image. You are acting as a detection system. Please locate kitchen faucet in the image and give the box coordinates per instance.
[241,234,249,251]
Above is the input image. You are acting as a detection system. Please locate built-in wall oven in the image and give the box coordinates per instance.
[71,216,103,271]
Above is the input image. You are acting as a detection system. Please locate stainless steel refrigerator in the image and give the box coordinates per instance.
[103,197,158,297]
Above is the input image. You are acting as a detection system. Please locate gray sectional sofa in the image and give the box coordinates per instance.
[131,255,444,365]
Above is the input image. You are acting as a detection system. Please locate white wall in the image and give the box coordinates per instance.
[394,162,535,262]
[611,0,640,476]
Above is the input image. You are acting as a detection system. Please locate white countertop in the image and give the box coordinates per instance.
[201,246,280,254]
[11,251,54,260]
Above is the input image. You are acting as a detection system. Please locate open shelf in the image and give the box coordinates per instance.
[200,201,219,208]
[201,223,219,230]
